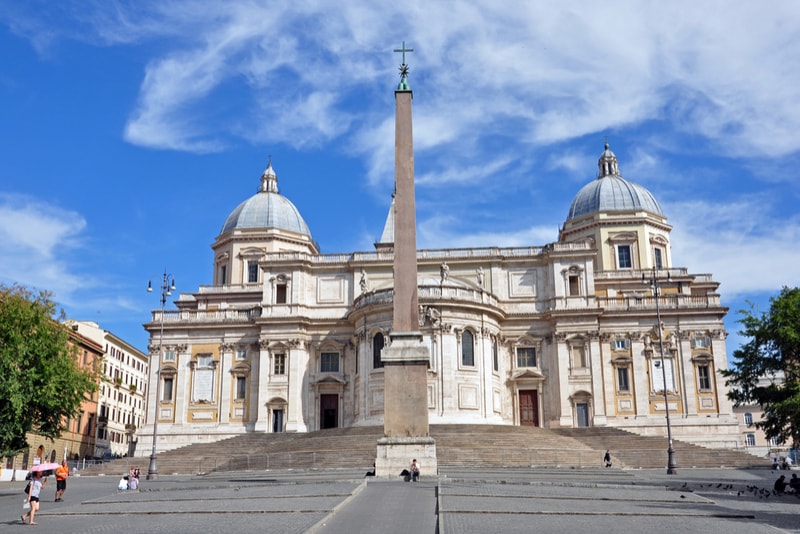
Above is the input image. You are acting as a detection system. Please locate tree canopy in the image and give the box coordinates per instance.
[0,284,99,458]
[722,286,800,447]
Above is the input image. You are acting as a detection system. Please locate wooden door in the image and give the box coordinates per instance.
[519,390,539,427]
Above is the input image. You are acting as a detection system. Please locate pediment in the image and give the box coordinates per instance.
[313,374,346,385]
[510,368,546,381]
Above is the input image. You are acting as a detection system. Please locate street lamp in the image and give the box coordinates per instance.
[643,267,677,475]
[146,269,176,480]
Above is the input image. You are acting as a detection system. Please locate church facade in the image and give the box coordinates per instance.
[139,140,741,455]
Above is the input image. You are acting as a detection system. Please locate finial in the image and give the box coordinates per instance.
[604,136,609,151]
[394,41,414,92]
[260,156,278,193]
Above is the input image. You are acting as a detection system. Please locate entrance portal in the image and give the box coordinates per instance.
[272,409,284,433]
[519,390,539,427]
[320,394,338,429]
[576,402,590,427]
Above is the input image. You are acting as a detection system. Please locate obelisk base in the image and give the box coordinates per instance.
[377,332,437,477]
[376,436,437,479]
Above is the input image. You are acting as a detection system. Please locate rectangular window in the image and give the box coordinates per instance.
[572,345,587,368]
[321,352,339,373]
[248,261,259,283]
[461,331,475,367]
[617,245,632,269]
[274,354,286,375]
[746,434,756,447]
[697,364,711,390]
[162,377,174,402]
[197,355,213,368]
[164,350,176,362]
[276,283,287,304]
[568,275,580,296]
[617,367,630,392]
[654,248,663,269]
[492,339,499,372]
[219,265,227,285]
[516,347,536,368]
[235,377,247,400]
[612,337,629,351]
[235,348,247,361]
[691,336,711,349]
[744,412,753,426]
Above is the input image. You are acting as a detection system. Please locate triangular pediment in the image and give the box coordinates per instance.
[313,374,346,385]
[510,368,546,381]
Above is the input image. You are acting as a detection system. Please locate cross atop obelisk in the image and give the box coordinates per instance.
[394,41,413,91]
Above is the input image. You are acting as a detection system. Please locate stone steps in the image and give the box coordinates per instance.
[551,427,764,469]
[80,424,764,476]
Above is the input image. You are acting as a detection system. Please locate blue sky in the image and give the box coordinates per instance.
[1,1,798,358]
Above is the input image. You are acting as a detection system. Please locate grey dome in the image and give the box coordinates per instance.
[567,143,663,221]
[220,162,312,237]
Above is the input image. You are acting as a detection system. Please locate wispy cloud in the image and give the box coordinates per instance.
[0,193,87,296]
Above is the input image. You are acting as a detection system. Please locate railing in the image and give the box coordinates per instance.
[151,308,262,323]
[156,447,610,474]
[355,285,499,310]
[597,294,722,311]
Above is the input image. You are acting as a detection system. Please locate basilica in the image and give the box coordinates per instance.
[140,140,739,454]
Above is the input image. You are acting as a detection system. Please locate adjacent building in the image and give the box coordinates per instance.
[69,321,149,458]
[139,140,740,455]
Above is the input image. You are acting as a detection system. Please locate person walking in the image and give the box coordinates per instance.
[55,460,69,501]
[21,471,46,525]
[603,450,612,468]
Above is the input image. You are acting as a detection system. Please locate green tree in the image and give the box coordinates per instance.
[722,286,800,447]
[0,284,99,458]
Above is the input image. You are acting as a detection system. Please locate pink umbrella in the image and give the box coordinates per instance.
[30,462,61,472]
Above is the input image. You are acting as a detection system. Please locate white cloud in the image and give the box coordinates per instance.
[668,197,800,298]
[0,193,87,296]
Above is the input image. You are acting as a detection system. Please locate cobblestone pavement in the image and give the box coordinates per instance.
[1,467,798,533]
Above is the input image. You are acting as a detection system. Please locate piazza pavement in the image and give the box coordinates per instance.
[1,465,798,533]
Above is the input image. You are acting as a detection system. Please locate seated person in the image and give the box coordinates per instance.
[789,473,800,492]
[118,476,129,491]
[409,459,420,482]
[129,476,139,490]
[774,475,788,495]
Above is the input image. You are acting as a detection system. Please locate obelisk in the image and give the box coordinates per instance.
[375,42,437,477]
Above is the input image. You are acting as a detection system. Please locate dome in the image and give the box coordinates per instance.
[567,143,663,221]
[220,162,312,237]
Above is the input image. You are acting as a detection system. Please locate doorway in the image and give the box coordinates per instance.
[576,402,590,427]
[272,409,284,433]
[320,394,338,429]
[519,390,539,427]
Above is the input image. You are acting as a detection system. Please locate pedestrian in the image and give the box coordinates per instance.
[603,450,612,467]
[21,470,46,525]
[772,457,780,470]
[55,459,69,501]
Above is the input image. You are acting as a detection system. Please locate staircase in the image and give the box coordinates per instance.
[80,424,765,476]
[551,427,765,469]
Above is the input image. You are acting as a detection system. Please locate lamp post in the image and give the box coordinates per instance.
[644,267,677,475]
[146,269,175,480]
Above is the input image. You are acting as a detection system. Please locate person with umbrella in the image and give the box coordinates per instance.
[21,471,46,525]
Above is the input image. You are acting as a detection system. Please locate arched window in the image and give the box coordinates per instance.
[492,337,499,372]
[373,333,384,369]
[461,330,474,367]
